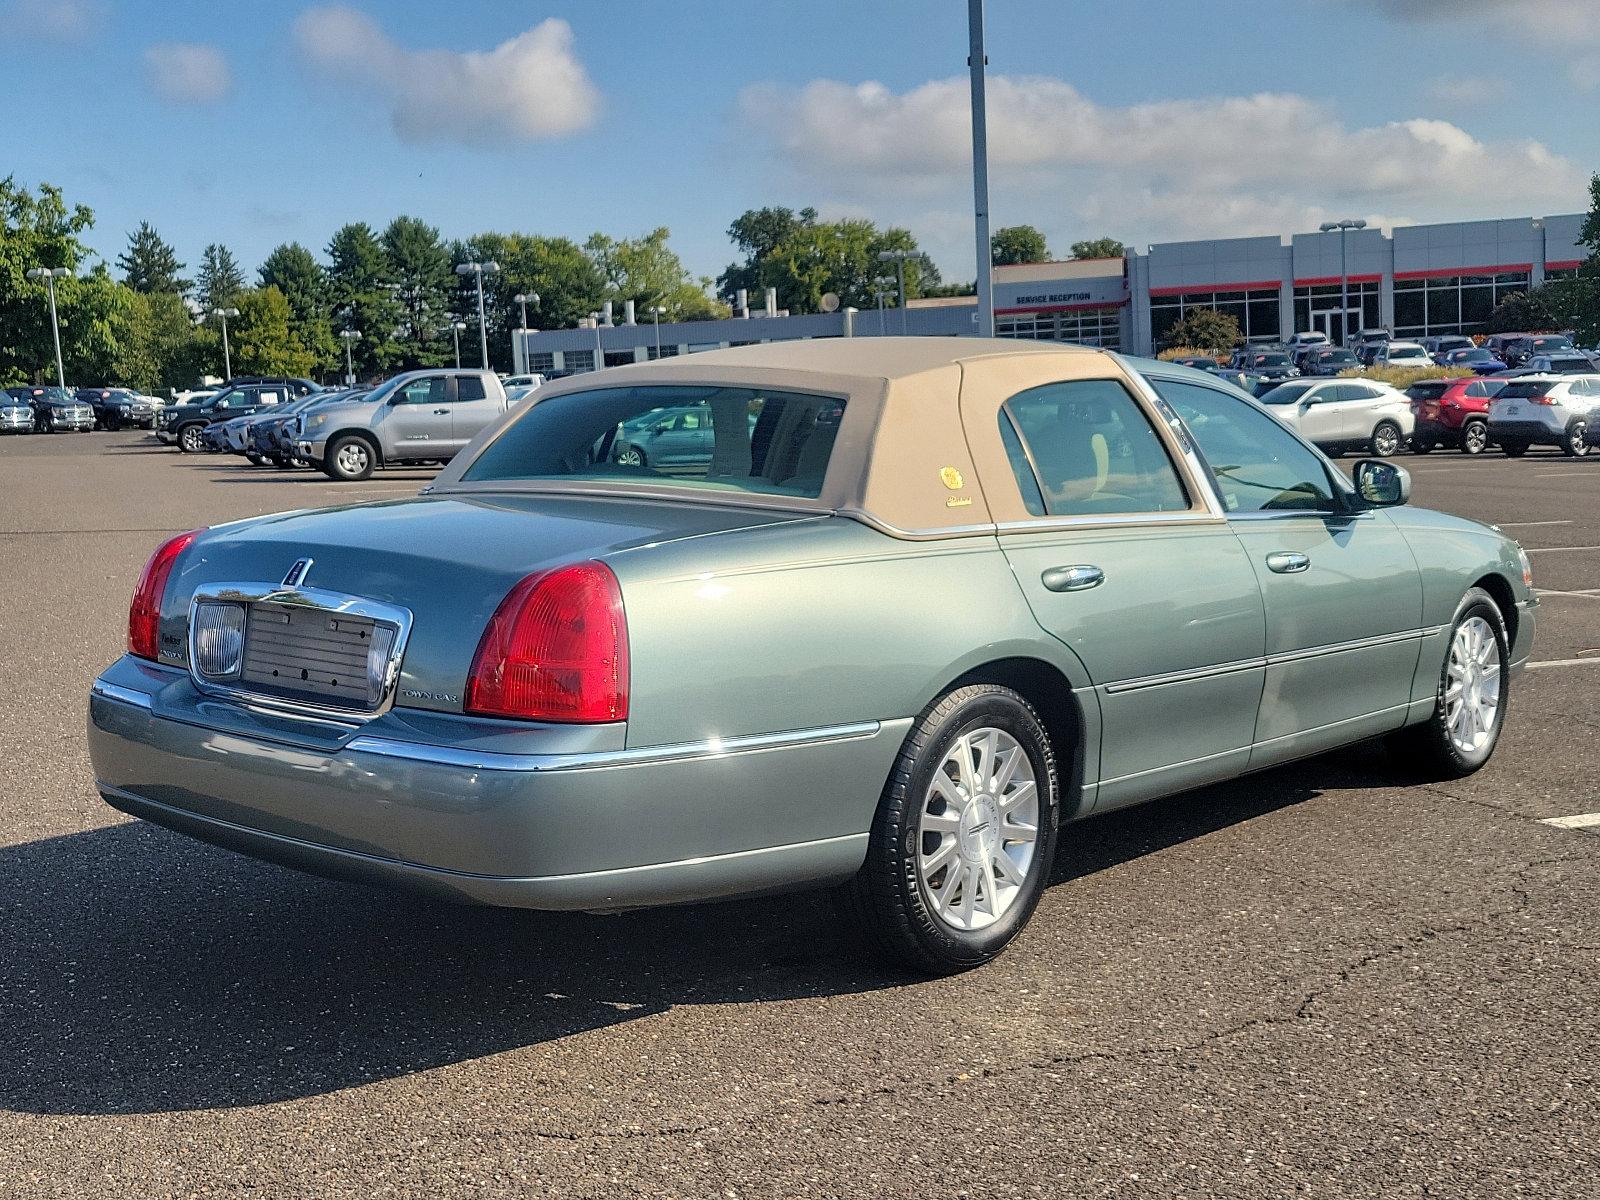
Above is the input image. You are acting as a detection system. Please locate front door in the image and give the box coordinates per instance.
[1313,308,1360,347]
[383,376,452,457]
[1148,377,1424,763]
[991,376,1267,809]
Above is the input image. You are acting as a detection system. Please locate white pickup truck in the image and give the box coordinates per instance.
[298,369,511,481]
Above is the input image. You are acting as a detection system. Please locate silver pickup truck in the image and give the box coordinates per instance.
[298,369,512,481]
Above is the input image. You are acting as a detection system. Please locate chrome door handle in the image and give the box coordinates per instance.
[432,408,450,414]
[1265,551,1311,574]
[1041,564,1104,592]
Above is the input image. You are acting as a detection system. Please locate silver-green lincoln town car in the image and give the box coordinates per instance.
[89,340,1535,973]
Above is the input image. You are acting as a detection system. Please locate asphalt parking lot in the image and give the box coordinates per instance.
[3,430,1598,1199]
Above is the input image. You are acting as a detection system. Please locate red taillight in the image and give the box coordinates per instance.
[465,562,629,723]
[128,529,203,660]
[1530,391,1558,405]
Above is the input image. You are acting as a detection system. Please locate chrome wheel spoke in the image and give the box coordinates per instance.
[921,836,959,875]
[992,849,1028,886]
[1000,779,1037,814]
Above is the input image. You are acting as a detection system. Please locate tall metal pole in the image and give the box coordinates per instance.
[653,307,662,356]
[896,256,909,335]
[876,290,888,335]
[220,312,233,379]
[1339,227,1349,347]
[474,272,490,369]
[968,0,995,338]
[45,274,66,388]
[343,337,353,384]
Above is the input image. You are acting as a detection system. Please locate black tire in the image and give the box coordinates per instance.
[1370,420,1402,457]
[269,454,291,469]
[324,433,376,482]
[842,684,1060,975]
[614,444,648,467]
[1410,439,1434,455]
[177,423,206,453]
[1500,439,1529,457]
[1460,419,1489,456]
[244,451,267,466]
[1386,588,1509,779]
[1562,420,1589,457]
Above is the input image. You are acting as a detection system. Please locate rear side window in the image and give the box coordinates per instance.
[1498,381,1554,399]
[1148,379,1337,514]
[457,376,487,402]
[1000,380,1188,517]
[462,384,844,500]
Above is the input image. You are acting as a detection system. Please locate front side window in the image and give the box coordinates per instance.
[1148,379,1337,514]
[1000,380,1189,518]
[461,384,844,500]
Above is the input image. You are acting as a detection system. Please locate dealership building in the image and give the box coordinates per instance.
[511,211,1590,374]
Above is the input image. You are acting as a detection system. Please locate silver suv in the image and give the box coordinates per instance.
[298,369,510,481]
[1487,375,1600,457]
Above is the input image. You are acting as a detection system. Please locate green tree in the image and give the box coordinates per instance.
[717,205,817,304]
[758,219,930,314]
[1070,237,1126,260]
[114,289,203,392]
[1162,307,1241,351]
[0,177,97,385]
[992,225,1050,266]
[325,222,401,374]
[451,231,605,371]
[1484,288,1556,333]
[229,286,315,377]
[259,241,336,377]
[381,216,454,368]
[585,227,727,322]
[1570,172,1600,346]
[195,243,246,312]
[116,221,188,295]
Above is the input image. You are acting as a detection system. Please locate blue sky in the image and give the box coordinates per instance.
[4,0,1596,287]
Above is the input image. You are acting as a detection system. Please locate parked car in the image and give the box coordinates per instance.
[76,387,157,430]
[1523,354,1595,375]
[87,340,1535,974]
[21,386,95,432]
[1502,334,1573,368]
[1483,333,1530,364]
[1240,351,1299,381]
[501,374,547,390]
[1349,328,1391,352]
[1304,348,1361,376]
[297,369,511,481]
[158,381,297,452]
[1286,331,1330,354]
[1487,375,1600,456]
[1374,341,1434,370]
[1257,378,1414,456]
[1407,377,1506,455]
[0,389,37,433]
[243,392,357,467]
[171,388,219,406]
[1168,356,1218,370]
[1420,335,1476,364]
[1442,347,1508,375]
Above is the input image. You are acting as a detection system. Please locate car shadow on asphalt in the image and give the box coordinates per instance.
[0,743,1400,1117]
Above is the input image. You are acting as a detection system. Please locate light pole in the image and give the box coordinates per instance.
[211,306,241,379]
[1319,218,1367,345]
[339,329,361,386]
[589,312,604,371]
[873,276,895,335]
[877,249,915,335]
[649,305,666,357]
[445,321,466,369]
[968,0,995,338]
[25,266,73,388]
[514,291,540,331]
[454,260,500,369]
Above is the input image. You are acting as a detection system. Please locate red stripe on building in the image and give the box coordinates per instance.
[994,299,1127,315]
[1148,279,1282,298]
[1392,263,1532,281]
[1292,273,1382,287]
[1546,259,1583,271]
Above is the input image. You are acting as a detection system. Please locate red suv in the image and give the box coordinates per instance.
[1407,376,1507,455]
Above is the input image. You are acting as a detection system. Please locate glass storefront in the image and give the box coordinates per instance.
[997,306,1123,350]
[1393,271,1529,338]
[1149,288,1280,346]
[1292,281,1381,343]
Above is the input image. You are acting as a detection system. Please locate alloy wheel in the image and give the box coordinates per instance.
[1461,421,1488,455]
[1372,423,1400,457]
[336,441,371,476]
[180,425,204,452]
[916,727,1039,932]
[616,447,644,466]
[1567,423,1589,457]
[1445,615,1501,755]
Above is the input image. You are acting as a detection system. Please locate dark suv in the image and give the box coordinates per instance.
[157,378,318,452]
[77,387,157,430]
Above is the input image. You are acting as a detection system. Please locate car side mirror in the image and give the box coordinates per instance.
[1353,459,1410,507]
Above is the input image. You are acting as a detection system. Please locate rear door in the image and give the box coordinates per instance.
[1148,378,1424,765]
[977,372,1267,810]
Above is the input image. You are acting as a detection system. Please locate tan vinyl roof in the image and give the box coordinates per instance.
[440,338,1160,537]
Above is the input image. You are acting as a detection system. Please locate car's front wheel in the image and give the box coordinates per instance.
[324,434,377,481]
[1387,588,1508,778]
[1460,419,1489,456]
[1370,420,1402,457]
[614,444,647,467]
[178,424,205,453]
[844,684,1059,975]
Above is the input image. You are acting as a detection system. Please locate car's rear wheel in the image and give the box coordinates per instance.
[178,424,205,453]
[1387,588,1508,779]
[843,684,1059,975]
[1460,419,1489,456]
[1500,439,1529,458]
[324,434,376,481]
[1370,421,1402,457]
[1562,420,1589,457]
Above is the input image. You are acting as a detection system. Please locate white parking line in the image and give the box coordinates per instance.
[1535,589,1600,599]
[1526,657,1600,671]
[1497,520,1574,528]
[1524,546,1600,554]
[1539,813,1600,833]
[1526,471,1597,478]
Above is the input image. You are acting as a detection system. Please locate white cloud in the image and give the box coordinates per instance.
[0,0,106,41]
[292,7,599,146]
[1423,73,1508,108]
[737,75,1588,265]
[1356,0,1600,89]
[144,43,232,107]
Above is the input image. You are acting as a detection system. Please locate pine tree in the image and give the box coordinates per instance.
[116,222,189,295]
[195,243,246,312]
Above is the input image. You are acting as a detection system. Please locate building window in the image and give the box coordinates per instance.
[1150,287,1279,346]
[529,352,555,373]
[997,306,1122,350]
[1393,271,1530,338]
[604,350,636,368]
[1292,281,1381,339]
[563,349,595,372]
[646,344,680,360]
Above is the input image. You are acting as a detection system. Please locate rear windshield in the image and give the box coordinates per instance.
[1406,381,1449,399]
[1498,381,1555,398]
[461,384,846,500]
